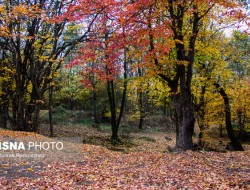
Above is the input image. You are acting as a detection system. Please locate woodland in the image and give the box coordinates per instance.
[0,0,250,189]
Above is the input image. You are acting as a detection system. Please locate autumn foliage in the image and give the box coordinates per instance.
[0,0,249,177]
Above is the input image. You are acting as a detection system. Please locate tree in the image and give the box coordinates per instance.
[191,24,227,146]
[228,31,250,80]
[227,31,250,138]
[121,0,246,150]
[229,79,250,139]
[71,1,130,141]
[0,47,15,129]
[0,0,98,131]
[213,82,244,151]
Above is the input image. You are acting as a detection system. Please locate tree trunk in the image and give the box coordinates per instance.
[138,90,144,129]
[213,82,244,151]
[160,0,214,151]
[197,85,207,146]
[163,98,168,116]
[0,51,8,129]
[25,101,41,132]
[0,106,7,129]
[173,89,194,150]
[116,74,127,132]
[237,110,246,138]
[24,85,43,132]
[0,93,8,129]
[31,104,40,132]
[16,95,26,131]
[137,67,144,129]
[106,47,128,142]
[106,79,118,141]
[147,1,198,150]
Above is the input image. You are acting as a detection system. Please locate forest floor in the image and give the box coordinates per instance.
[0,121,249,189]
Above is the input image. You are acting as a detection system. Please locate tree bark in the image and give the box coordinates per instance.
[172,89,195,150]
[106,78,118,141]
[137,67,144,129]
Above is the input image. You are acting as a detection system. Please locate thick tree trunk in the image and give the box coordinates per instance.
[173,89,194,150]
[25,101,41,132]
[162,0,214,151]
[214,83,244,151]
[16,96,26,131]
[148,2,197,150]
[25,86,43,132]
[111,125,119,141]
[172,39,195,150]
[31,104,40,132]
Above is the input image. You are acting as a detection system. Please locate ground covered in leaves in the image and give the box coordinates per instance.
[0,125,249,189]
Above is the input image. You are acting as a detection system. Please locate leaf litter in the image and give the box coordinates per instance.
[0,128,249,189]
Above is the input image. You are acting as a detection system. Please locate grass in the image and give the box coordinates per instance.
[40,108,90,125]
[99,124,111,131]
[81,118,92,126]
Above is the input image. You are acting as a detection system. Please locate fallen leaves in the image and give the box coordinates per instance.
[0,128,249,189]
[1,147,249,189]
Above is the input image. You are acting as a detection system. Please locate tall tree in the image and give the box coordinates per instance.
[227,31,250,138]
[213,82,244,151]
[0,0,98,131]
[119,0,246,150]
[71,1,130,141]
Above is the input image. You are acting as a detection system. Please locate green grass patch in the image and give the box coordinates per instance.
[39,107,88,125]
[100,124,111,131]
[81,118,92,126]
